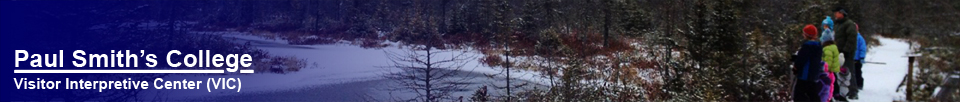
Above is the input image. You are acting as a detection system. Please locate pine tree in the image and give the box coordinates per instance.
[470,85,489,102]
[382,43,474,102]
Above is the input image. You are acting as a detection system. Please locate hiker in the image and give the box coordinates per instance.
[820,16,835,42]
[819,62,835,102]
[820,19,841,101]
[855,24,868,90]
[794,25,824,101]
[822,18,841,74]
[832,7,860,99]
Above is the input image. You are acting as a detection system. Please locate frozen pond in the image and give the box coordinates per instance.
[141,32,550,101]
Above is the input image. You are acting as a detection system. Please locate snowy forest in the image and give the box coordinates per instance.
[4,0,958,101]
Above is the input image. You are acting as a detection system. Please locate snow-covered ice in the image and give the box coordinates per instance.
[141,32,549,101]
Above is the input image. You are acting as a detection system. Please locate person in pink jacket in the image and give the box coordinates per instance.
[819,62,836,102]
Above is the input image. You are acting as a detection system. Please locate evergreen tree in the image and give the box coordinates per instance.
[382,44,474,102]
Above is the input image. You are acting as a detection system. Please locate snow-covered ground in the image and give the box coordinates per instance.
[851,36,910,101]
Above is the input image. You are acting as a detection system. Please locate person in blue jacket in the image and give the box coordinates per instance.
[794,25,824,101]
[854,30,867,90]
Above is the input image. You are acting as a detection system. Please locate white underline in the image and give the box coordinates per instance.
[13,69,255,73]
[240,70,254,73]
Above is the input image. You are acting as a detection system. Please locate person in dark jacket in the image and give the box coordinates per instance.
[794,25,824,101]
[832,7,860,99]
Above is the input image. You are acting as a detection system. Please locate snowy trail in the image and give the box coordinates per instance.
[851,36,909,101]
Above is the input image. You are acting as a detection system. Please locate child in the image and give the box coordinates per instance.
[834,54,850,101]
[819,62,834,102]
[820,16,835,42]
[794,24,823,101]
[819,19,841,101]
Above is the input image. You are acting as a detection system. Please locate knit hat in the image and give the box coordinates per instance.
[838,53,845,66]
[856,24,860,31]
[822,17,834,29]
[803,24,818,38]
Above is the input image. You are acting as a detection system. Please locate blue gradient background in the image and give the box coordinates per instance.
[1,1,257,101]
